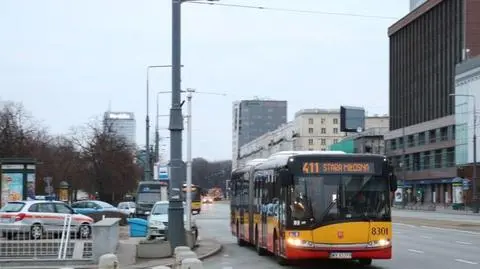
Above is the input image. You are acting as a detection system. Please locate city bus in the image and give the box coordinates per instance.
[230,151,397,266]
[182,183,202,214]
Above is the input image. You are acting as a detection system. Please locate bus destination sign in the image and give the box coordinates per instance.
[302,162,375,174]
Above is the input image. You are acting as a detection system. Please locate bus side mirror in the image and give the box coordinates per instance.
[279,170,294,186]
[389,174,398,192]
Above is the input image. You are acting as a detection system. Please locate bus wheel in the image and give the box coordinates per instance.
[274,235,288,266]
[358,259,372,266]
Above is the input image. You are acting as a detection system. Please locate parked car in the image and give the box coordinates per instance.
[117,201,136,217]
[147,201,198,240]
[0,200,93,240]
[70,200,119,215]
[71,200,129,225]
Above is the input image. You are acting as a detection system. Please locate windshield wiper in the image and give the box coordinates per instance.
[318,199,338,222]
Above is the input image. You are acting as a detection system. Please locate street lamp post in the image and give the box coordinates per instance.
[185,88,194,232]
[450,93,477,212]
[145,65,174,182]
[170,0,219,250]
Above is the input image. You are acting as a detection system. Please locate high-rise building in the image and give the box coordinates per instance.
[385,0,480,205]
[232,99,287,169]
[103,112,136,146]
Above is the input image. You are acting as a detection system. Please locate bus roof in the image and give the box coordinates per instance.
[232,158,268,174]
[255,151,386,170]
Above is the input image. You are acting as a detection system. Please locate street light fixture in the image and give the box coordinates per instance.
[449,93,478,212]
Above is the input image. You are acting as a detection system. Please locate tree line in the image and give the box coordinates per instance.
[0,102,141,204]
[191,157,232,192]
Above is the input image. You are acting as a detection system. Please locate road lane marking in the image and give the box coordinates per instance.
[455,259,478,265]
[407,249,424,254]
[394,223,416,228]
[419,225,480,235]
[420,235,432,239]
[455,241,472,245]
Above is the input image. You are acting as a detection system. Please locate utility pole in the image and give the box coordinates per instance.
[169,0,186,249]
[185,88,194,232]
[402,123,407,207]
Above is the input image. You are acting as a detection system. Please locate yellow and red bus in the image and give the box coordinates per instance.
[230,151,397,266]
[182,183,202,214]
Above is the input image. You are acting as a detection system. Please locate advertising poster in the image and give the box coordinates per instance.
[1,173,24,207]
[27,173,36,200]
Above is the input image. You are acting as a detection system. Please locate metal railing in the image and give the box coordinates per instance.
[0,215,93,261]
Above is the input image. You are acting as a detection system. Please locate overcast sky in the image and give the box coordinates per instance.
[0,0,408,161]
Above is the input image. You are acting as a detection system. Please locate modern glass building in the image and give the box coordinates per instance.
[455,56,480,166]
[103,112,136,146]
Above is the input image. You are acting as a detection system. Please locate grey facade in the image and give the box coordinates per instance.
[103,112,136,146]
[353,128,388,154]
[232,100,287,169]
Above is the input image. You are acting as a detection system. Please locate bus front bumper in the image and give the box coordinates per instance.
[284,244,392,260]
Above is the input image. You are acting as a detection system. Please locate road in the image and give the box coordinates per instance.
[195,203,480,269]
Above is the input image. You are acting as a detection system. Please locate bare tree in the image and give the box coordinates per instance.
[72,121,141,203]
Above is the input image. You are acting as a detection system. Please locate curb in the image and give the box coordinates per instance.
[134,239,223,269]
[164,240,223,267]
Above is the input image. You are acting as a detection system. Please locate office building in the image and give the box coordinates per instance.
[238,108,346,167]
[103,112,136,146]
[385,0,480,205]
[454,56,480,198]
[232,99,287,169]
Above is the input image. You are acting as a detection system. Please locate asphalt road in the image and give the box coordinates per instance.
[196,203,480,269]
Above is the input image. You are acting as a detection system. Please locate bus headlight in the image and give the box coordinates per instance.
[367,239,390,248]
[286,238,314,248]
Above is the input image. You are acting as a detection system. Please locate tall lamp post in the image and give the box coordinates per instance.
[145,65,175,182]
[450,93,478,212]
[170,0,219,249]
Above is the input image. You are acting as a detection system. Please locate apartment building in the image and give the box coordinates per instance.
[238,108,345,166]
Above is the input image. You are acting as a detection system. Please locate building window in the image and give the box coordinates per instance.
[321,128,326,134]
[333,128,338,134]
[308,128,314,134]
[321,139,326,145]
[446,147,454,167]
[418,132,426,145]
[429,130,436,143]
[308,148,314,151]
[333,139,338,143]
[440,127,448,141]
[308,118,314,124]
[423,151,431,170]
[321,148,326,151]
[308,139,314,145]
[321,118,325,124]
[333,118,338,124]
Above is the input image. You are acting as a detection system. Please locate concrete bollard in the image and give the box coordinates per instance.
[98,253,119,269]
[174,246,191,256]
[174,250,197,269]
[181,258,203,269]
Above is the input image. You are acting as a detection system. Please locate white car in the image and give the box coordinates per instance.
[117,202,136,217]
[147,201,198,240]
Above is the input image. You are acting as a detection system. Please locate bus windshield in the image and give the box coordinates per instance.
[137,184,161,204]
[291,175,390,226]
[182,188,201,201]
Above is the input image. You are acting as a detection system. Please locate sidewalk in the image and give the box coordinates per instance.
[117,227,222,269]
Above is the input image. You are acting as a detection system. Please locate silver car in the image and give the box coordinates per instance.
[0,200,94,240]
